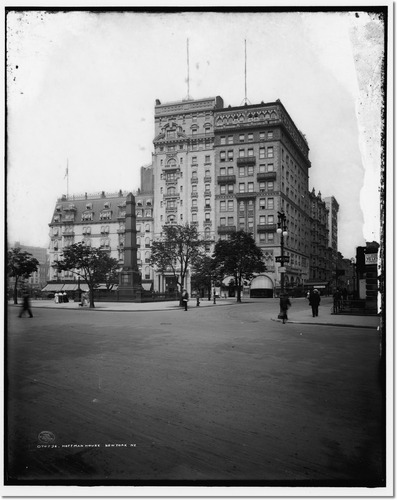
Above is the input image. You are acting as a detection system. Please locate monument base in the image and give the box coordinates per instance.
[118,269,142,302]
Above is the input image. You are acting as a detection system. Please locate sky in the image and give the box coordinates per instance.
[6,7,386,259]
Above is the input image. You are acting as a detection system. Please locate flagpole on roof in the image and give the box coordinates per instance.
[64,159,69,199]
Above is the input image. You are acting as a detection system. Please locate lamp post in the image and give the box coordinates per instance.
[276,211,288,295]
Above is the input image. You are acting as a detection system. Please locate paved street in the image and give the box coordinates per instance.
[6,298,385,487]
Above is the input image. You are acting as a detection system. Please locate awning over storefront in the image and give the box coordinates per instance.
[41,284,64,292]
[62,284,78,291]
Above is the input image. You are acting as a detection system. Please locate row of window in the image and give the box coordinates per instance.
[219,163,275,176]
[220,146,274,161]
[220,131,274,145]
[219,181,274,194]
[158,139,213,153]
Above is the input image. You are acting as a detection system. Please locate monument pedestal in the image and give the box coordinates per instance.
[118,269,142,302]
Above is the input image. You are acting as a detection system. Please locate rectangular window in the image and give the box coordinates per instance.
[228,150,234,161]
[247,165,254,176]
[227,184,234,193]
[248,133,253,141]
[259,215,266,224]
[227,200,234,211]
[227,166,234,175]
[205,198,211,208]
[227,216,234,225]
[239,217,245,229]
[268,147,274,158]
[267,163,274,172]
[228,135,233,144]
[220,184,226,194]
[239,167,245,177]
[192,199,197,207]
[205,212,211,221]
[220,151,226,162]
[248,182,254,192]
[205,155,210,163]
[259,131,265,140]
[259,182,266,191]
[239,183,245,193]
[268,215,274,224]
[259,147,265,159]
[220,167,226,175]
[268,131,273,139]
[259,164,266,173]
[248,148,254,157]
[192,156,197,164]
[268,198,274,209]
[220,136,226,145]
[239,134,245,142]
[220,217,226,226]
[192,184,197,192]
[220,201,226,211]
[267,181,274,190]
[192,213,197,222]
[192,171,198,178]
[259,232,266,241]
[260,198,266,210]
[239,149,245,158]
[268,232,274,242]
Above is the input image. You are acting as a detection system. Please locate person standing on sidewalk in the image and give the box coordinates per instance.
[19,292,33,318]
[182,289,189,311]
[279,293,291,324]
[310,289,321,317]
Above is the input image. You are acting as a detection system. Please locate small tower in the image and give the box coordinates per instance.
[118,192,142,301]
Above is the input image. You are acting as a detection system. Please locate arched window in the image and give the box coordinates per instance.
[167,186,176,195]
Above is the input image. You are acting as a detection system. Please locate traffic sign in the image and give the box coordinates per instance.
[275,256,290,263]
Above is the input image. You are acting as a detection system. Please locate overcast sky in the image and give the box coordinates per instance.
[6,8,385,259]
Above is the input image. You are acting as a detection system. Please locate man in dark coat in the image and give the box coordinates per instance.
[279,293,291,324]
[19,292,33,318]
[309,289,321,317]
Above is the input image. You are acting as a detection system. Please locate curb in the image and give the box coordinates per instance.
[271,318,379,329]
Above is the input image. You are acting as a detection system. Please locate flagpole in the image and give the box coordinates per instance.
[65,159,69,199]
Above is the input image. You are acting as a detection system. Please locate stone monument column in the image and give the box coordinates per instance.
[118,192,142,301]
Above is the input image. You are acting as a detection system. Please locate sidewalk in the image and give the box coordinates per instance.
[10,297,381,329]
[10,297,232,313]
[273,298,380,329]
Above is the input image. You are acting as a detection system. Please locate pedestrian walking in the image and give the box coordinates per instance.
[54,292,59,304]
[309,289,321,317]
[333,288,342,313]
[279,293,291,324]
[182,289,189,311]
[18,292,33,318]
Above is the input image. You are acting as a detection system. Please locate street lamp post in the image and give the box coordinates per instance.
[276,211,288,319]
[276,211,288,294]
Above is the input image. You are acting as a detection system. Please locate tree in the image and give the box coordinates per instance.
[212,230,266,303]
[53,243,119,308]
[150,224,205,304]
[191,254,216,301]
[7,248,39,304]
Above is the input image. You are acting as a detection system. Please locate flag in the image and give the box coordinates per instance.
[64,165,68,179]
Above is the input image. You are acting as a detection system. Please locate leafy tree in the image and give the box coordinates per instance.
[150,224,205,305]
[191,254,216,301]
[7,248,39,304]
[53,243,119,308]
[212,230,266,303]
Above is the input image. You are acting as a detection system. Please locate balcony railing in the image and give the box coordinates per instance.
[166,207,177,213]
[257,171,276,181]
[237,156,256,166]
[235,191,258,199]
[218,225,236,234]
[217,175,236,184]
[191,177,198,184]
[257,223,277,232]
[203,176,212,183]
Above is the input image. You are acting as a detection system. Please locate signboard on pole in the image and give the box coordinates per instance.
[365,253,378,265]
[275,256,290,263]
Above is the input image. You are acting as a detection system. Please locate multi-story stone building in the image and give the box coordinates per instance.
[47,190,130,291]
[152,96,224,292]
[213,100,312,296]
[151,96,314,296]
[307,189,331,289]
[324,195,340,288]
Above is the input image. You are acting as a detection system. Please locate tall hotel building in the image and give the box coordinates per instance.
[152,96,312,296]
[152,96,224,292]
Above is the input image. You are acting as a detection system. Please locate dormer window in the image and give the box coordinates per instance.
[100,211,112,220]
[146,199,152,206]
[86,203,92,210]
[56,205,62,212]
[137,200,143,207]
[104,202,110,209]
